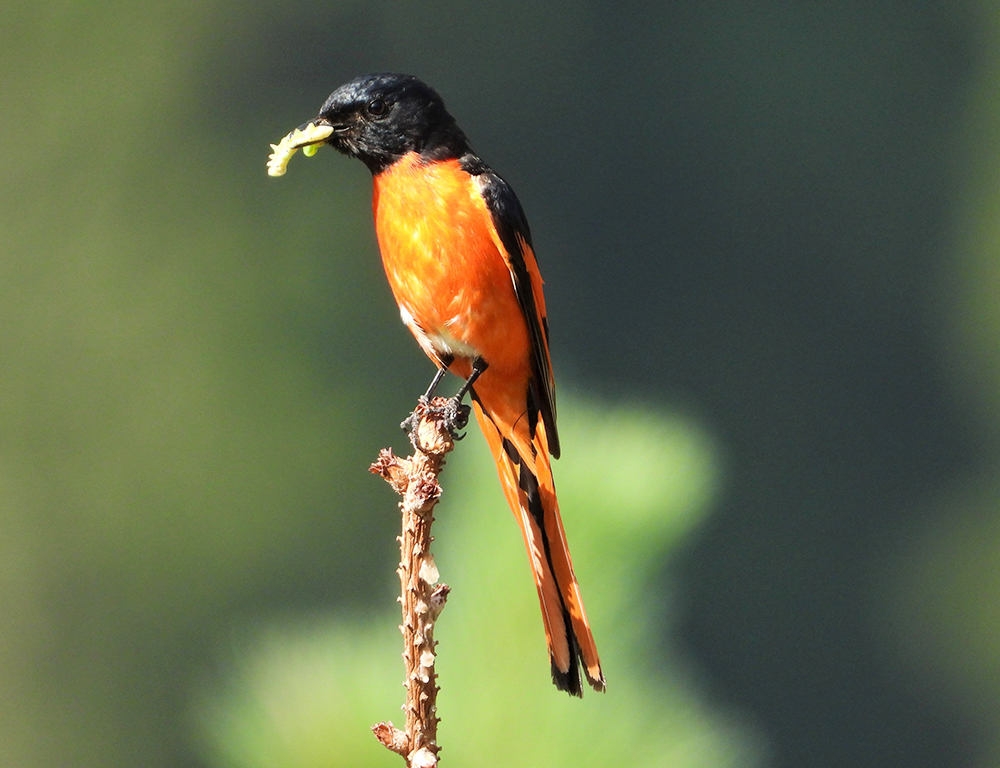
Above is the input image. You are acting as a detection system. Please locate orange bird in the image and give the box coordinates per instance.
[268,73,604,696]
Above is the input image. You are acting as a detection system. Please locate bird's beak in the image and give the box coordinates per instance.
[266,120,335,177]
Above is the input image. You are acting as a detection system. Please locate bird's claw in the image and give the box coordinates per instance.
[399,397,428,435]
[442,397,471,435]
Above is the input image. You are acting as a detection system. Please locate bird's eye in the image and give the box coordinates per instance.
[366,98,388,117]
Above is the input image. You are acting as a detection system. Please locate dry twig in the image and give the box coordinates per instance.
[369,397,459,767]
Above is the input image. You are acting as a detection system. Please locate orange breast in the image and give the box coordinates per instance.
[373,153,531,383]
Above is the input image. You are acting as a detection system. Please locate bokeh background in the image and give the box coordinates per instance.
[4,1,1000,766]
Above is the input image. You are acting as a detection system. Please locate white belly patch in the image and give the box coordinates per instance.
[399,305,480,360]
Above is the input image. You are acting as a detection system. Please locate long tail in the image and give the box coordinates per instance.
[471,395,605,696]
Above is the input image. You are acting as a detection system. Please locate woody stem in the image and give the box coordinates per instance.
[370,398,456,768]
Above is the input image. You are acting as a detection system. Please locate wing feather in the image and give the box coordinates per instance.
[465,157,560,458]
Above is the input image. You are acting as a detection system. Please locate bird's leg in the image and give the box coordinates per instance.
[440,357,488,436]
[401,363,451,435]
[421,366,450,402]
[402,357,488,446]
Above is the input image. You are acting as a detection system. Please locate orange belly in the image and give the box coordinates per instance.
[373,153,531,385]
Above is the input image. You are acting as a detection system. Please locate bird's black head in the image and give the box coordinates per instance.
[310,73,470,173]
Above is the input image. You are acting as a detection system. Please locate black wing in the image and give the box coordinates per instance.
[462,154,560,458]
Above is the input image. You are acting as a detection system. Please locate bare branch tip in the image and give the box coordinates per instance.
[370,449,411,493]
[371,721,408,756]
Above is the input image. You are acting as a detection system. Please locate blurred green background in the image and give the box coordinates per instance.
[4,1,1000,766]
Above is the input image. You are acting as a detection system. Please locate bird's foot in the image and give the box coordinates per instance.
[401,395,471,451]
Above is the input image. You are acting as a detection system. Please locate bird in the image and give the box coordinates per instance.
[268,73,604,696]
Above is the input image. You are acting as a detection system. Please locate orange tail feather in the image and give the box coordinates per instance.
[471,397,605,696]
